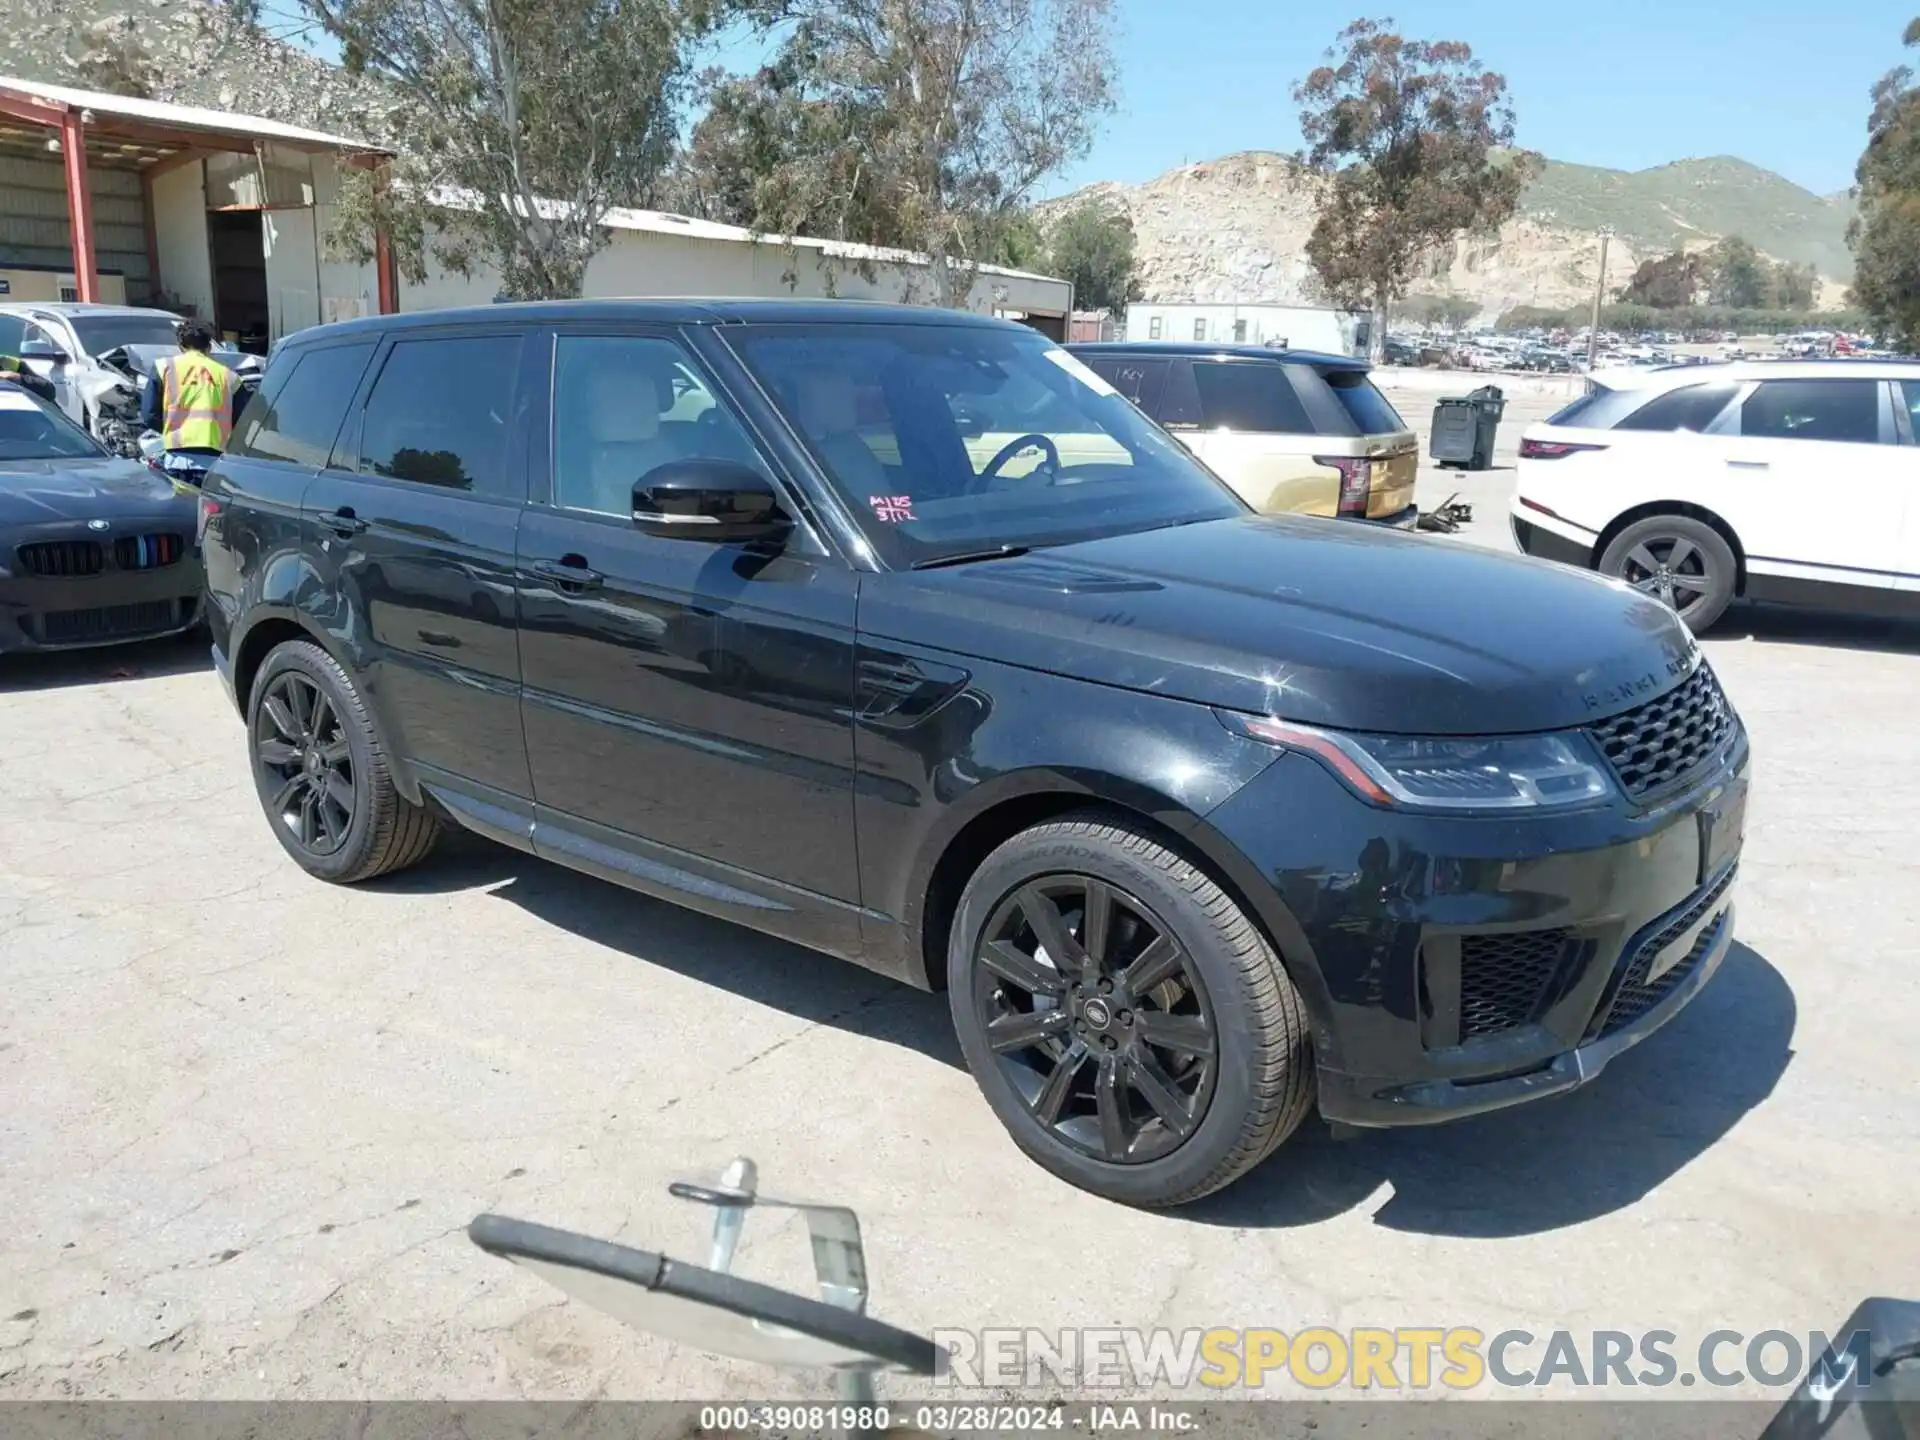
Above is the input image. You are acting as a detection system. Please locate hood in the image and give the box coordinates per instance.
[860,516,1700,735]
[0,456,193,525]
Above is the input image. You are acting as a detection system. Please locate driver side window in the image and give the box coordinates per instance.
[551,335,768,517]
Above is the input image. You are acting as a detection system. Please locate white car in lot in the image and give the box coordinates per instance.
[1510,360,1920,630]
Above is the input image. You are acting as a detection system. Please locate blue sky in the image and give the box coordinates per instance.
[1034,0,1910,197]
[272,0,1908,200]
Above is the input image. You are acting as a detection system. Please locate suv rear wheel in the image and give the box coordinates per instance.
[1598,514,1737,631]
[947,814,1314,1207]
[247,638,440,883]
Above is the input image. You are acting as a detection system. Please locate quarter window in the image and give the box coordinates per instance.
[228,342,375,467]
[357,335,525,496]
[1740,380,1882,445]
[1614,384,1739,433]
[551,334,766,516]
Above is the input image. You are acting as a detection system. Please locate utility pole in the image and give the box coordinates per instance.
[1586,227,1613,370]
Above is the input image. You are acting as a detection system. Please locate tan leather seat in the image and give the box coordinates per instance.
[789,370,892,495]
[561,355,683,513]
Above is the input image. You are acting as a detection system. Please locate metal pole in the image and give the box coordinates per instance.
[60,109,100,304]
[1586,228,1612,371]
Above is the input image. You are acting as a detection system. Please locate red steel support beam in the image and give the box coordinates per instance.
[60,109,100,303]
[374,225,397,314]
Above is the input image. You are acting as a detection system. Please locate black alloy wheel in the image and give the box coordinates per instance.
[254,670,355,856]
[247,639,442,883]
[974,875,1220,1165]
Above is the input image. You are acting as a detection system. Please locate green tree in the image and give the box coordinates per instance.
[1293,18,1534,361]
[1849,17,1920,346]
[1769,260,1818,311]
[1702,236,1769,309]
[1044,199,1140,312]
[1393,293,1478,327]
[676,0,1119,305]
[1618,250,1701,308]
[265,0,721,298]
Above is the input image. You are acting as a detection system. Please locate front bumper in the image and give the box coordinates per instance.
[1205,738,1749,1128]
[1,528,205,654]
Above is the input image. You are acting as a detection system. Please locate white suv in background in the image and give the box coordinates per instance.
[1511,360,1920,630]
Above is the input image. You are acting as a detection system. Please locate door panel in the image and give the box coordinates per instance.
[303,473,529,793]
[302,328,535,798]
[1723,379,1910,585]
[515,328,863,913]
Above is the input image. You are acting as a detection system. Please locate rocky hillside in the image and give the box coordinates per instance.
[0,0,401,143]
[1044,151,1858,319]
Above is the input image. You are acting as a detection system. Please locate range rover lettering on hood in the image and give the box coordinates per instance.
[865,514,1703,736]
[1578,636,1703,715]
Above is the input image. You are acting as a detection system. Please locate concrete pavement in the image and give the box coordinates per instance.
[1,395,1915,1405]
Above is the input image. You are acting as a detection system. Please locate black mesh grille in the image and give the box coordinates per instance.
[37,599,185,644]
[1587,664,1736,801]
[1597,867,1737,1038]
[112,533,185,570]
[16,540,104,577]
[1457,929,1578,1040]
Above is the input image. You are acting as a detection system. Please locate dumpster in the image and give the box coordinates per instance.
[1430,384,1505,470]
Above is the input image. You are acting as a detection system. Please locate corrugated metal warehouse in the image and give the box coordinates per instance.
[0,75,1072,345]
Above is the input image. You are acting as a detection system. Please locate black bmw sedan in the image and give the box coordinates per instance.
[0,386,203,653]
[201,301,1749,1207]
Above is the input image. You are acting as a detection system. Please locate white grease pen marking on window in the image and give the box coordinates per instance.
[1042,348,1118,397]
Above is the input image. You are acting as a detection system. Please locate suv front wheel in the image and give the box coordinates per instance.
[948,814,1315,1207]
[247,638,441,883]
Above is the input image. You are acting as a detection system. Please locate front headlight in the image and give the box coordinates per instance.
[1217,711,1618,811]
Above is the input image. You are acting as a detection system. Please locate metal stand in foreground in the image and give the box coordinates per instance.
[669,1156,881,1426]
[469,1157,938,1440]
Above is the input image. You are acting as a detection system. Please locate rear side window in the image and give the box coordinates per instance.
[1546,387,1609,426]
[1322,371,1405,434]
[1614,384,1738,433]
[357,335,525,497]
[228,342,375,466]
[1192,362,1314,434]
[1741,380,1882,445]
[1085,357,1169,417]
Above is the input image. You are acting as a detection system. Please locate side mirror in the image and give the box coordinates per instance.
[632,459,790,544]
[20,339,70,365]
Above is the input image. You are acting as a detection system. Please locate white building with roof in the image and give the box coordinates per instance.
[0,75,1072,348]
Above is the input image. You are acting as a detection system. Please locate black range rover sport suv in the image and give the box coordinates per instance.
[202,301,1750,1208]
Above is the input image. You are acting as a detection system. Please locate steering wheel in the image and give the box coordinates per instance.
[978,433,1061,487]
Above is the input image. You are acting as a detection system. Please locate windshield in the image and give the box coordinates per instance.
[727,322,1244,566]
[68,314,181,356]
[0,389,107,460]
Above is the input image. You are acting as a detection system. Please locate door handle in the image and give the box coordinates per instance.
[325,507,368,537]
[530,556,604,592]
[1725,459,1769,470]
